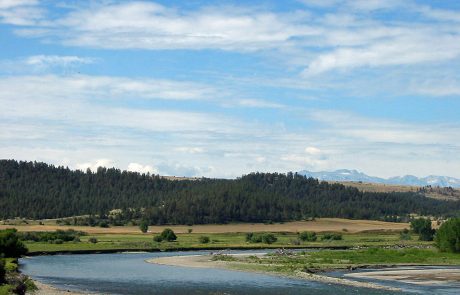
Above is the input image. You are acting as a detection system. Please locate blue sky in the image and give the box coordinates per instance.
[1,0,460,178]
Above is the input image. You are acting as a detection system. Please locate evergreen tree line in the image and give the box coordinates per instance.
[1,160,459,224]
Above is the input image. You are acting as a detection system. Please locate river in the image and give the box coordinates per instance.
[19,251,448,295]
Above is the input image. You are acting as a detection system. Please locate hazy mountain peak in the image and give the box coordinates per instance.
[298,169,460,188]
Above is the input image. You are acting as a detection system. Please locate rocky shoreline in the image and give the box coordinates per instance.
[30,280,87,295]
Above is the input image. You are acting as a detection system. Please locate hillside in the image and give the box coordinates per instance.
[1,160,459,224]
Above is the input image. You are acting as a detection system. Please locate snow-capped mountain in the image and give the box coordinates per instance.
[298,169,460,188]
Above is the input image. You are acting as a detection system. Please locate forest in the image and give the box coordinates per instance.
[1,160,459,224]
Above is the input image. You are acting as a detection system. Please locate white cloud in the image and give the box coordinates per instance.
[5,1,460,78]
[412,79,460,96]
[0,0,42,25]
[255,156,266,163]
[174,147,205,154]
[157,162,214,177]
[127,162,158,174]
[1,2,460,179]
[280,153,326,168]
[308,109,460,146]
[25,55,95,67]
[76,159,114,172]
[305,146,321,155]
[0,74,213,102]
[418,5,460,23]
[235,99,285,109]
[303,33,460,75]
[14,2,314,51]
[1,0,460,77]
[299,0,402,11]
[0,0,37,9]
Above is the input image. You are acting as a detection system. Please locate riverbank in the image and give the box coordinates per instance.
[146,253,401,291]
[30,280,85,295]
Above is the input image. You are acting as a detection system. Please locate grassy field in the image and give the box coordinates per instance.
[0,218,409,234]
[23,231,433,254]
[0,217,436,254]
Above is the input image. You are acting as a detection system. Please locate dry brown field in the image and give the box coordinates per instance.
[0,218,408,234]
[334,181,460,201]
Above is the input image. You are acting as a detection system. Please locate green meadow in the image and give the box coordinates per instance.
[25,231,432,254]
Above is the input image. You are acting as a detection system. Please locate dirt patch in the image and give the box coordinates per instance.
[346,268,460,286]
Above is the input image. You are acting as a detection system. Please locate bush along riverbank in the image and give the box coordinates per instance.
[0,229,36,295]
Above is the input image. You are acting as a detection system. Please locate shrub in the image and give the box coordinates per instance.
[435,218,460,253]
[53,239,63,244]
[187,229,193,234]
[0,229,28,258]
[139,220,149,233]
[246,232,277,244]
[18,230,85,243]
[410,218,435,241]
[299,231,317,242]
[261,233,277,244]
[153,235,163,242]
[99,221,109,228]
[160,228,177,242]
[24,277,37,293]
[321,233,342,241]
[88,237,98,244]
[399,228,412,240]
[0,259,5,284]
[198,236,210,244]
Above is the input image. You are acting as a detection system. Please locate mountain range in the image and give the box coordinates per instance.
[298,169,460,188]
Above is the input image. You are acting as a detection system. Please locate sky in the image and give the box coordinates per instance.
[1,0,460,179]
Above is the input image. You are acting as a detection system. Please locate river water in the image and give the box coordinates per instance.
[19,251,433,295]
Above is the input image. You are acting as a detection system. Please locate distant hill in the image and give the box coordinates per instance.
[2,160,460,224]
[298,169,460,188]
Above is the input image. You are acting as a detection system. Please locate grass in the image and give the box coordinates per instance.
[25,231,431,254]
[0,285,12,295]
[214,248,460,274]
[3,258,18,272]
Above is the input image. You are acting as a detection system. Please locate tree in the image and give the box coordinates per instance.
[0,229,28,258]
[435,218,460,253]
[139,220,149,233]
[410,218,435,241]
[2,160,460,224]
[160,228,177,242]
[261,233,277,244]
[299,231,317,242]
